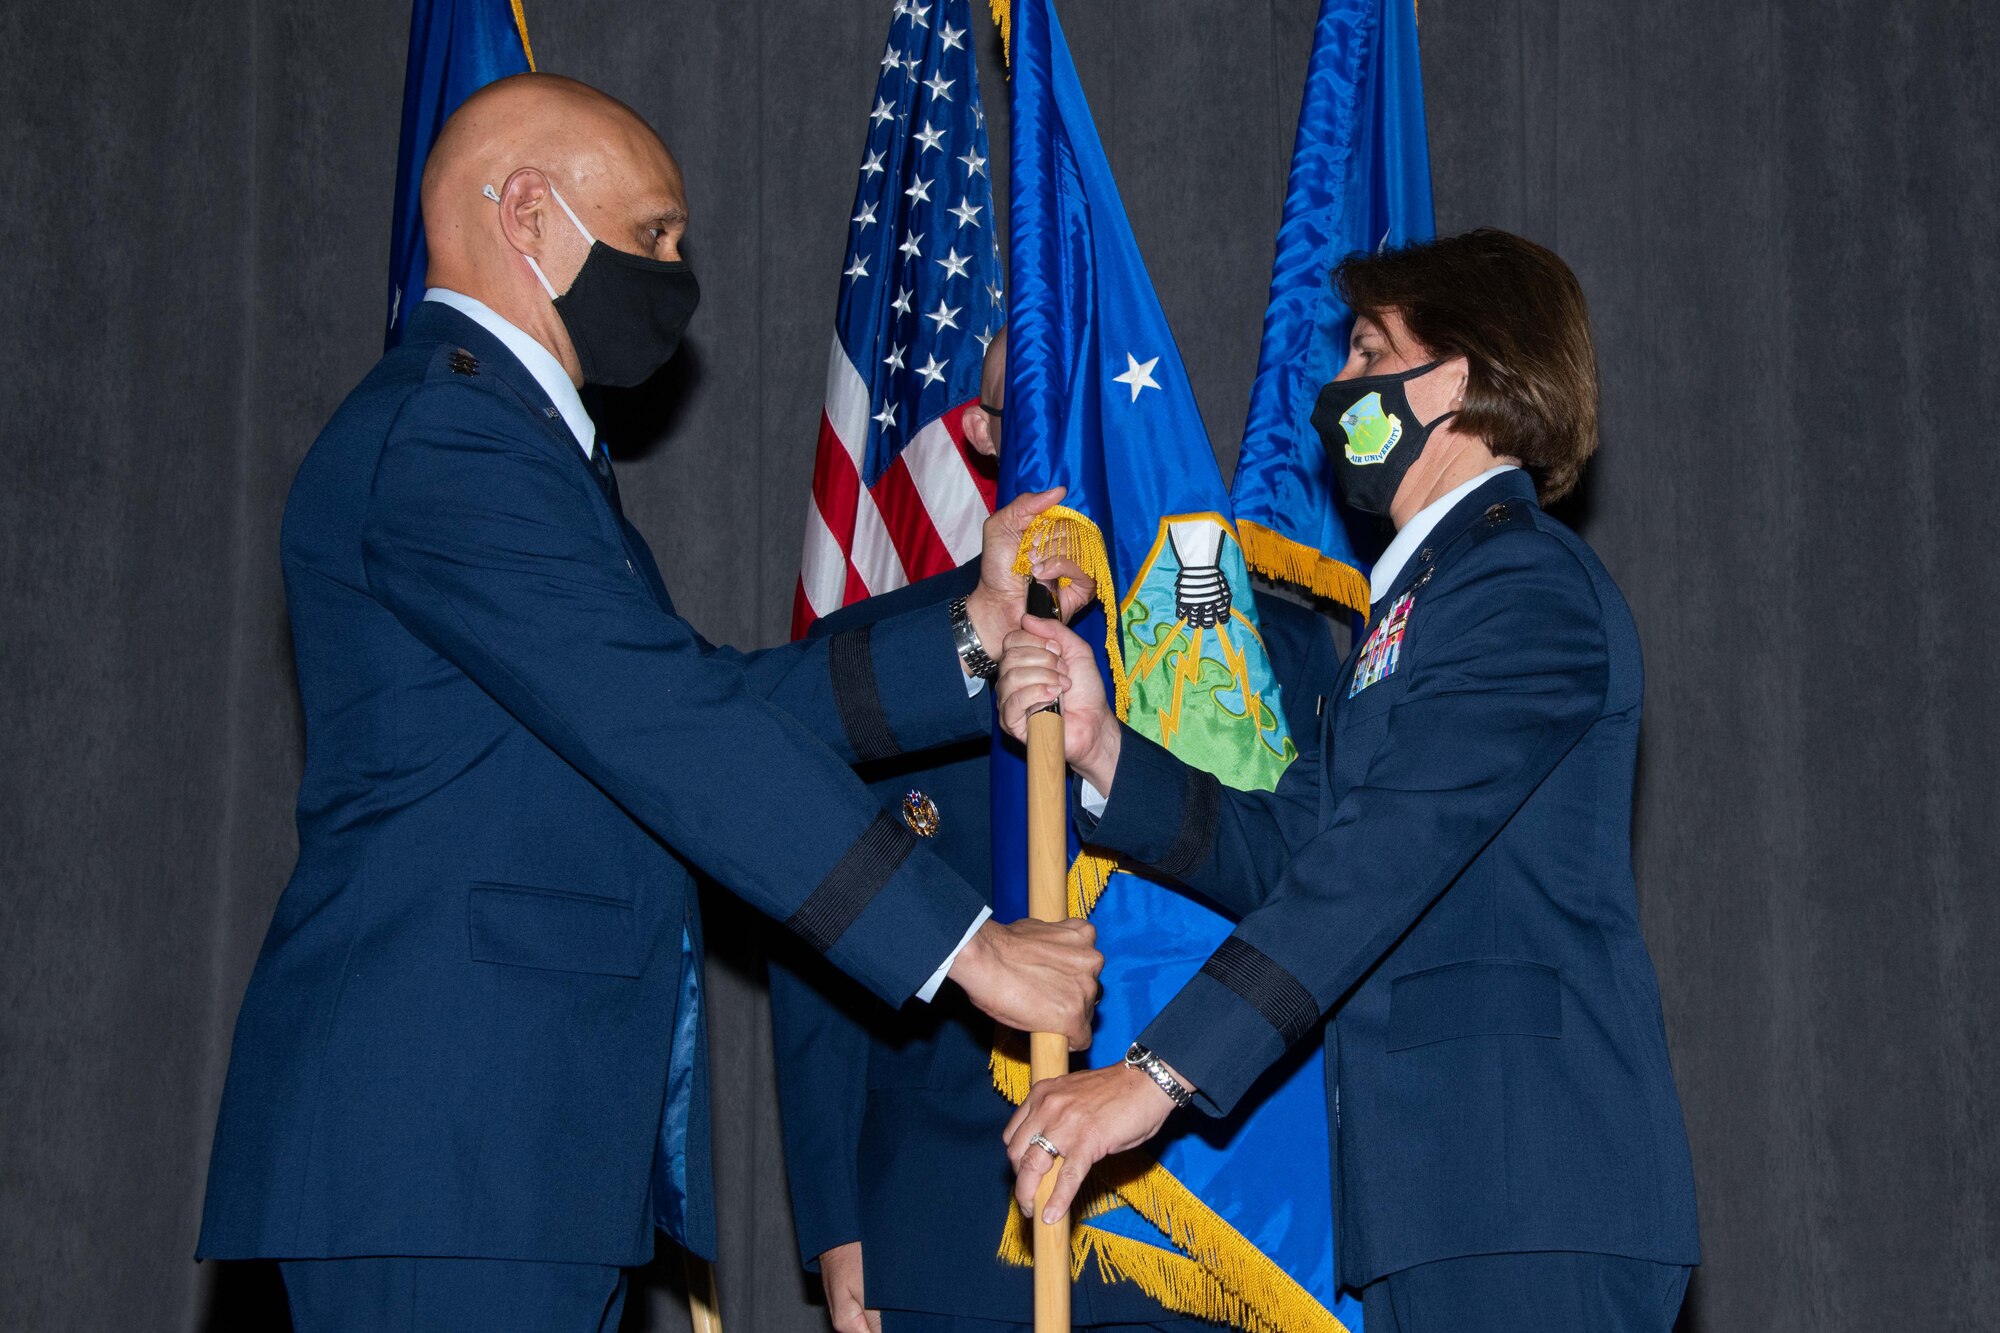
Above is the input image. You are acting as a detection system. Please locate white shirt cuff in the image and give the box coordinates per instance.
[1080,780,1108,817]
[917,906,992,1003]
[966,672,987,697]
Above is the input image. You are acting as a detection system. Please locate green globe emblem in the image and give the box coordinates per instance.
[1338,392,1403,465]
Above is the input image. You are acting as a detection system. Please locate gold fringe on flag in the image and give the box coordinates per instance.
[992,1162,1351,1333]
[510,0,536,71]
[1012,505,1130,716]
[1238,520,1372,619]
[989,0,1011,62]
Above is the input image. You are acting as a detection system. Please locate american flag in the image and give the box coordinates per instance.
[792,0,1005,638]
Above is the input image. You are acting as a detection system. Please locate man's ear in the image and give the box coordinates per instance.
[495,168,552,257]
[962,402,998,457]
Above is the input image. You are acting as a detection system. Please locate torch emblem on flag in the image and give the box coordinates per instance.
[793,0,1006,638]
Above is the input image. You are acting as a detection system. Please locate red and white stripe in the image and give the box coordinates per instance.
[793,333,997,638]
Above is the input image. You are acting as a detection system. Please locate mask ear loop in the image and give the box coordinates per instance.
[484,178,595,301]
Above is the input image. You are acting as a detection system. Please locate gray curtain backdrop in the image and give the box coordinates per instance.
[1,1,1993,1330]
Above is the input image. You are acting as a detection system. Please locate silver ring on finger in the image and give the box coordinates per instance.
[1029,1133,1063,1159]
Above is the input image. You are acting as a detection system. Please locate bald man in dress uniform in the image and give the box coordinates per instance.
[194,74,1103,1333]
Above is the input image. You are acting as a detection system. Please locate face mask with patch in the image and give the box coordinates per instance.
[1312,359,1456,516]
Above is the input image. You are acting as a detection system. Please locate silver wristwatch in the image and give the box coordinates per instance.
[949,594,998,681]
[1124,1042,1193,1109]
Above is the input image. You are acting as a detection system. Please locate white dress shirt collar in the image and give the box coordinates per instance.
[422,288,595,457]
[1368,464,1522,604]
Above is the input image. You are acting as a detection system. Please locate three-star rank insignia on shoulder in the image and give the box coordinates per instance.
[1350,590,1415,698]
[447,348,479,376]
[901,790,940,838]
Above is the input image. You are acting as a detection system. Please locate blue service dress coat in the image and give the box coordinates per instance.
[1081,470,1701,1288]
[768,564,1338,1321]
[196,302,994,1269]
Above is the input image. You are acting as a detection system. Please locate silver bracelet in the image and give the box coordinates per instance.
[1124,1042,1193,1109]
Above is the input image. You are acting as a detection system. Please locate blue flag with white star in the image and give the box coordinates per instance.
[991,2,1356,1329]
[1231,0,1433,612]
[385,0,534,347]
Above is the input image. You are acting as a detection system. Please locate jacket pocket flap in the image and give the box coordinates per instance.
[1386,958,1561,1052]
[469,881,641,978]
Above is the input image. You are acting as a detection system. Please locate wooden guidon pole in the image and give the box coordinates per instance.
[684,1251,722,1333]
[1023,580,1073,1332]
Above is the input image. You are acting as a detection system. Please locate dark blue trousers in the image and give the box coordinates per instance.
[1361,1251,1690,1333]
[881,1314,1223,1332]
[278,1256,627,1333]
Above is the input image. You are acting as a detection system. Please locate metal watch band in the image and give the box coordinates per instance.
[1124,1042,1194,1109]
[949,594,998,681]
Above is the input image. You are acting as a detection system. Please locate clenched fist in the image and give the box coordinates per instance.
[995,613,1123,794]
[948,917,1102,1051]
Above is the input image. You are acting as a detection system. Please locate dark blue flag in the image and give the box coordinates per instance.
[1233,0,1433,613]
[384,0,534,346]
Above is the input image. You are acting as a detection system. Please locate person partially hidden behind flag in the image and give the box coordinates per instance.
[995,229,1701,1333]
[194,73,1108,1333]
[768,328,1342,1333]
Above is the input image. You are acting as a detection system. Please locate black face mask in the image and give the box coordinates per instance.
[511,182,701,388]
[1311,359,1456,516]
[554,243,700,388]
